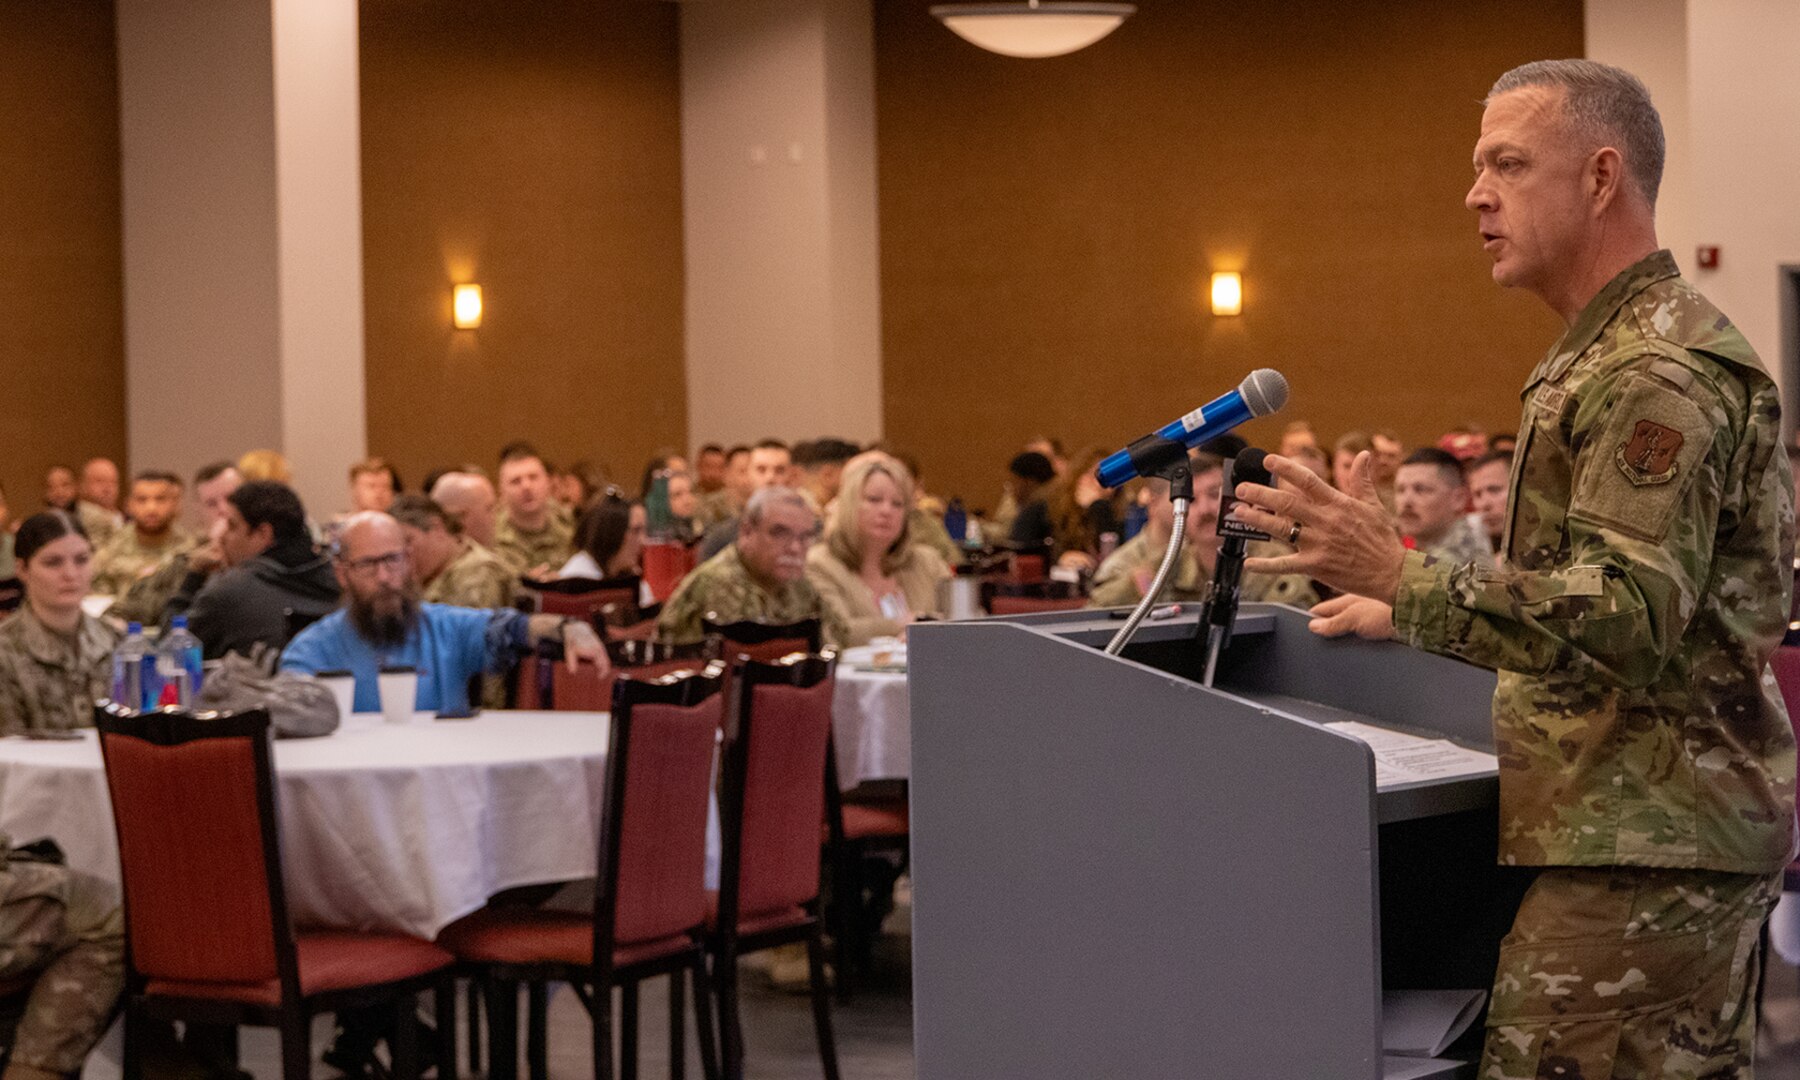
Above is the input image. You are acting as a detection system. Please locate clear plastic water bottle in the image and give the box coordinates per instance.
[112,622,151,711]
[157,616,205,708]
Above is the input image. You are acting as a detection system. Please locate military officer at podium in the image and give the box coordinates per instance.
[1233,60,1794,1080]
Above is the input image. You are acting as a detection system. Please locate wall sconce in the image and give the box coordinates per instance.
[1210,272,1242,317]
[930,1,1135,59]
[453,284,483,329]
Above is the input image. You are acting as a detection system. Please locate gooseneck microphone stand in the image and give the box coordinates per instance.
[1105,439,1193,657]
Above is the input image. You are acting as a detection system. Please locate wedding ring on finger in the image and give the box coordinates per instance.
[1287,520,1304,546]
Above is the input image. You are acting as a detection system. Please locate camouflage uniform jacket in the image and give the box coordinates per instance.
[0,606,120,735]
[425,539,518,610]
[90,525,196,600]
[494,507,575,576]
[1392,251,1796,873]
[74,501,122,550]
[1087,531,1211,608]
[1415,515,1496,571]
[656,545,848,648]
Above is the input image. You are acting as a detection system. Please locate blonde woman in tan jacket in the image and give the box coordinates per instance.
[805,455,951,646]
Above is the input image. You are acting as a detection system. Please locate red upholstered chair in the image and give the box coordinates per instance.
[822,750,909,1003]
[642,542,696,604]
[1772,646,1800,892]
[94,705,456,1080]
[520,575,641,627]
[441,667,726,1080]
[701,616,822,665]
[987,594,1087,615]
[515,640,716,712]
[711,654,841,1080]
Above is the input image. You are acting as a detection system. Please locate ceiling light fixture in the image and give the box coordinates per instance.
[930,1,1136,59]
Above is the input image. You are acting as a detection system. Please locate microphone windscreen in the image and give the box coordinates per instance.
[1233,447,1272,489]
[1238,368,1289,417]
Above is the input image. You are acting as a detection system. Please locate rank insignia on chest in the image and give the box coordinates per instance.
[1616,419,1683,485]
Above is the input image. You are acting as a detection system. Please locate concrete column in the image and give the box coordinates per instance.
[680,0,883,449]
[117,0,365,520]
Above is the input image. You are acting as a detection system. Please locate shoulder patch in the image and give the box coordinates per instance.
[1569,373,1712,543]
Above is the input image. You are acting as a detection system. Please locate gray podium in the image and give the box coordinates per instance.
[908,603,1529,1080]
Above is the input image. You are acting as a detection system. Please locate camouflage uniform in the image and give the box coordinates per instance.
[696,489,740,530]
[74,501,122,551]
[493,506,575,576]
[656,544,848,648]
[108,549,195,627]
[90,525,196,600]
[0,835,125,1075]
[1390,252,1795,1078]
[909,507,964,569]
[0,606,120,734]
[1415,514,1496,570]
[1086,532,1210,608]
[424,539,518,611]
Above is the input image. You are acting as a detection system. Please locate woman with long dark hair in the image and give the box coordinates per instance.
[0,512,119,733]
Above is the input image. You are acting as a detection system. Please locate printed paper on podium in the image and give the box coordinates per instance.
[1324,720,1497,788]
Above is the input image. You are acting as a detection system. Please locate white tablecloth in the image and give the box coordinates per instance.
[0,711,626,939]
[832,648,912,788]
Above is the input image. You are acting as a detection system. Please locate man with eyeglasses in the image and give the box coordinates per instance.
[657,486,848,648]
[281,511,606,715]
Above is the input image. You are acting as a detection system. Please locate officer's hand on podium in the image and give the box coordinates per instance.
[1306,594,1395,641]
[1235,450,1407,603]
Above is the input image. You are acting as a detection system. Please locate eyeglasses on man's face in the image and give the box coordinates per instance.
[341,549,409,578]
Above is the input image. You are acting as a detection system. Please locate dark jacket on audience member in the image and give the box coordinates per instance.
[171,540,341,659]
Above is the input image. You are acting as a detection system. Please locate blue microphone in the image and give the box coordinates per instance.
[1095,369,1289,489]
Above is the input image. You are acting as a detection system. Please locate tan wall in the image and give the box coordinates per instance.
[0,0,124,520]
[875,0,1580,506]
[359,0,686,497]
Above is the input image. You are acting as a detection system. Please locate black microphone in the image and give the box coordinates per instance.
[1095,369,1288,489]
[1200,448,1271,647]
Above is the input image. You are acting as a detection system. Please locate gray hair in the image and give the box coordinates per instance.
[1488,59,1664,208]
[742,485,813,528]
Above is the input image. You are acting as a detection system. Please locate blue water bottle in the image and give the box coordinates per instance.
[158,616,205,708]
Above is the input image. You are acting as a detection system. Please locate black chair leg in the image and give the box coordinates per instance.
[593,984,615,1080]
[806,932,841,1080]
[121,1002,144,1080]
[830,844,859,1003]
[668,971,685,1080]
[691,956,721,1080]
[436,975,459,1080]
[526,981,548,1080]
[715,946,744,1080]
[279,1009,312,1080]
[485,978,520,1080]
[392,993,422,1080]
[620,980,639,1080]
[465,978,483,1076]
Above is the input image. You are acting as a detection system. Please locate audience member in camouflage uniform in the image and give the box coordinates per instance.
[1088,465,1223,609]
[696,445,751,530]
[73,458,124,551]
[1236,61,1793,1079]
[0,514,119,735]
[493,443,575,576]
[107,461,244,628]
[392,495,516,611]
[0,834,125,1079]
[1394,447,1496,570]
[658,486,848,648]
[91,471,195,601]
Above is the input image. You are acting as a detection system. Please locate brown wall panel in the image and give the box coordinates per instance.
[0,0,125,520]
[876,0,1579,506]
[360,0,685,495]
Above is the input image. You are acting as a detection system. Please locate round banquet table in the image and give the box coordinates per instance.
[831,645,912,789]
[0,711,633,939]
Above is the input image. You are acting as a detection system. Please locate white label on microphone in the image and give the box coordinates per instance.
[1178,404,1210,433]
